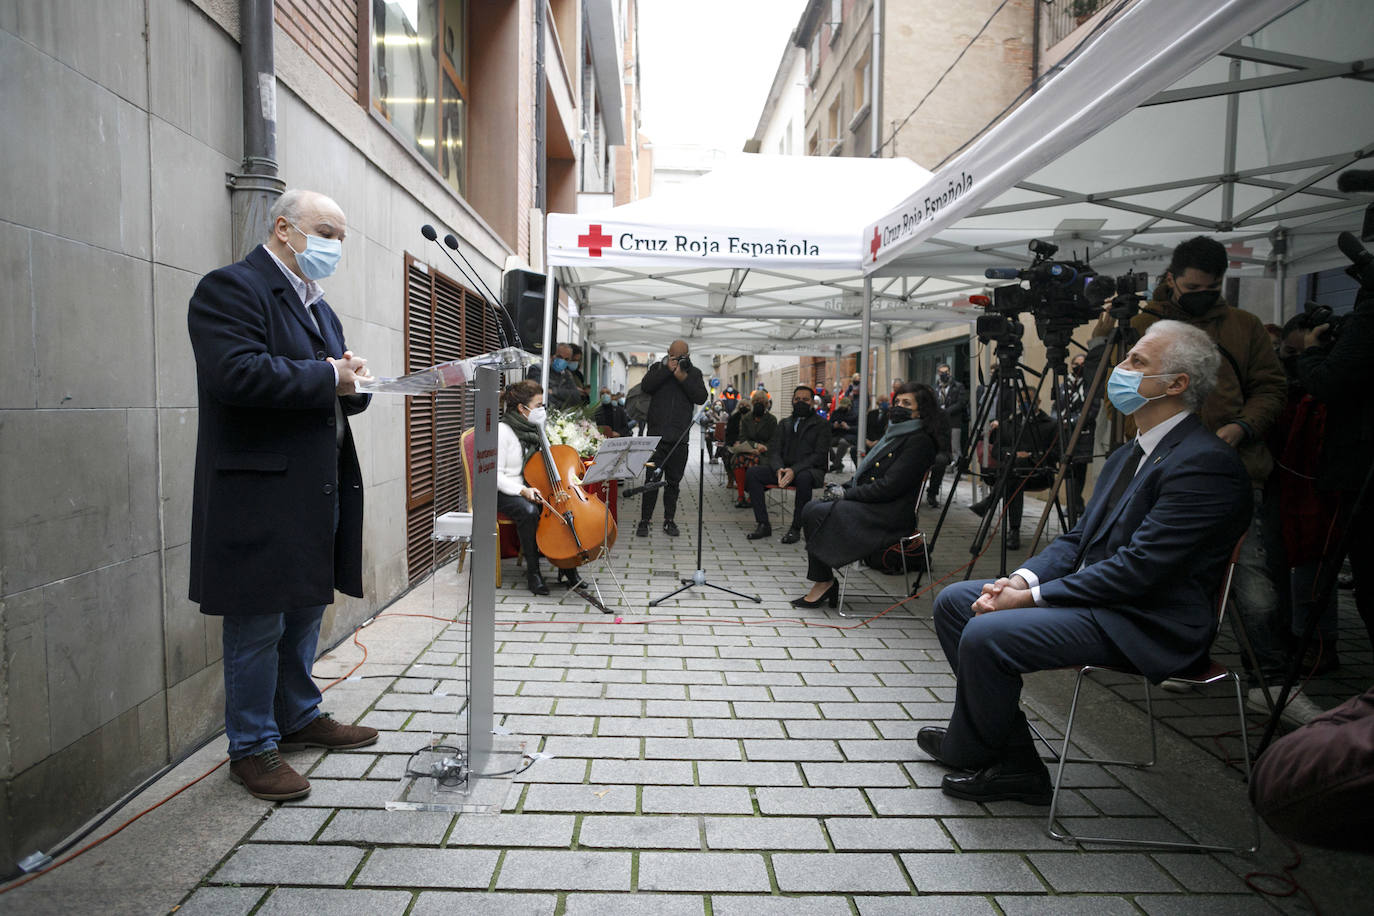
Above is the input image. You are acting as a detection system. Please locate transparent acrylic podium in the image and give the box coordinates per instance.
[363,349,534,814]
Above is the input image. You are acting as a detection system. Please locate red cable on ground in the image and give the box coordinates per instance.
[1244,838,1319,914]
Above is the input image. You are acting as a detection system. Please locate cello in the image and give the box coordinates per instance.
[523,422,617,570]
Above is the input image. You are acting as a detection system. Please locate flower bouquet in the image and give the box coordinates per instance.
[544,409,606,459]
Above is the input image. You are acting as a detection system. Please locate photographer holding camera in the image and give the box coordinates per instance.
[635,340,708,538]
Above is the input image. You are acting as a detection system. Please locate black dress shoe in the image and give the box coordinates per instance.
[746,523,772,540]
[940,754,1053,806]
[790,580,838,608]
[526,571,550,596]
[916,726,958,768]
[926,490,941,508]
[635,520,650,537]
[780,527,801,545]
[734,498,752,509]
[1004,532,1021,551]
[663,519,680,537]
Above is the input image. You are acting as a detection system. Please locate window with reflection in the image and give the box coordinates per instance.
[371,0,467,196]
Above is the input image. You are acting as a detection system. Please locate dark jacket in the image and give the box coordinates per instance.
[936,378,969,432]
[736,408,777,448]
[768,411,831,485]
[546,367,585,411]
[1022,413,1251,681]
[1297,293,1374,492]
[642,358,708,440]
[830,406,859,443]
[187,245,370,616]
[595,401,632,437]
[803,428,938,569]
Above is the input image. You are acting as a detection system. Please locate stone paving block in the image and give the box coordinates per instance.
[1028,852,1176,893]
[802,762,910,787]
[825,816,953,851]
[690,718,785,738]
[501,715,596,736]
[495,696,556,714]
[866,787,981,816]
[605,683,688,699]
[697,761,803,786]
[770,686,856,702]
[308,753,377,779]
[799,672,883,687]
[447,813,576,847]
[366,754,411,781]
[689,685,771,701]
[318,809,453,845]
[360,710,413,730]
[638,852,770,892]
[542,736,642,758]
[578,814,701,849]
[521,784,638,813]
[255,888,413,915]
[703,815,827,849]
[591,759,695,785]
[1080,786,1157,817]
[596,716,690,737]
[694,658,777,671]
[711,896,852,916]
[784,720,880,739]
[518,681,605,698]
[733,701,822,720]
[819,702,909,719]
[755,787,869,816]
[355,848,499,888]
[515,757,589,783]
[838,739,919,761]
[555,698,643,717]
[649,670,725,684]
[641,786,754,814]
[940,817,1065,850]
[647,699,731,718]
[723,671,804,686]
[175,886,266,916]
[832,660,909,673]
[211,844,364,886]
[410,892,556,916]
[496,850,632,891]
[569,668,644,683]
[994,896,1140,916]
[743,739,844,761]
[250,806,330,843]
[761,660,833,672]
[646,737,741,759]
[614,656,686,670]
[1150,853,1248,893]
[899,853,1045,893]
[283,777,404,809]
[1134,895,1273,915]
[855,896,997,915]
[1050,817,1193,844]
[772,852,909,892]
[562,893,705,916]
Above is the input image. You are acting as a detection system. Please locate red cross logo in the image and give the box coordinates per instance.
[870,227,882,263]
[1226,240,1254,270]
[578,224,613,258]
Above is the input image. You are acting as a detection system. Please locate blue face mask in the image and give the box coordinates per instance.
[1107,366,1174,415]
[288,222,342,280]
[551,357,568,373]
[617,397,625,406]
[600,393,610,404]
[569,361,580,371]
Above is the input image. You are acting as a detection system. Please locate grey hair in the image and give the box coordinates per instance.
[266,189,309,234]
[1144,319,1220,413]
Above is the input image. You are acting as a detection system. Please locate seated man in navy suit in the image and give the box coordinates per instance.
[920,320,1251,804]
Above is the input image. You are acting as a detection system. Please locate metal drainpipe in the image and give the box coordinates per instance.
[228,0,285,260]
[870,0,883,157]
[535,0,547,212]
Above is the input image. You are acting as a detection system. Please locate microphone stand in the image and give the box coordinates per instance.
[649,423,762,607]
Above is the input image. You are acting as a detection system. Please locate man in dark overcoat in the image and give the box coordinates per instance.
[745,385,831,544]
[188,189,378,801]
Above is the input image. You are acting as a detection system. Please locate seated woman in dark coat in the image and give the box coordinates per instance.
[791,382,941,608]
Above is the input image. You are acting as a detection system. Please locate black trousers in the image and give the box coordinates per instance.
[641,433,690,523]
[496,491,542,571]
[933,580,1129,769]
[746,465,817,529]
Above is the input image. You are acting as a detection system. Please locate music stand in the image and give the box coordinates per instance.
[559,436,660,612]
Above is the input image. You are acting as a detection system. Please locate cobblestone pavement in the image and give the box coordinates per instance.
[7,439,1371,914]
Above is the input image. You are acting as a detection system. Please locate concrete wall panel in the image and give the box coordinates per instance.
[0,0,149,109]
[166,658,223,754]
[0,602,50,776]
[161,537,206,686]
[148,0,243,161]
[0,409,156,594]
[159,407,198,550]
[154,264,202,409]
[150,117,237,276]
[0,223,37,410]
[0,31,152,259]
[29,235,154,409]
[45,554,164,753]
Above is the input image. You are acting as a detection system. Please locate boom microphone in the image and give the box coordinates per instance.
[984,267,1022,280]
[419,224,512,349]
[1336,169,1374,193]
[621,480,667,498]
[444,233,501,305]
[1338,231,1374,289]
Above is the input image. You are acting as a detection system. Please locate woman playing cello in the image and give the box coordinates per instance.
[496,380,551,595]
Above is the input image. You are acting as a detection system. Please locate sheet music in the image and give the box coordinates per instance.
[581,436,661,485]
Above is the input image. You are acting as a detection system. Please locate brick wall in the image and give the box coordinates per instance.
[276,0,358,99]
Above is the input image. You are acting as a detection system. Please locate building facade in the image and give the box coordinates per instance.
[0,0,636,870]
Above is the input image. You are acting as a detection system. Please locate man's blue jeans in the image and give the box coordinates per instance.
[222,605,326,760]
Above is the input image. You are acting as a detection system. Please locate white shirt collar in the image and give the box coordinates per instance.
[264,245,325,309]
[1134,409,1191,464]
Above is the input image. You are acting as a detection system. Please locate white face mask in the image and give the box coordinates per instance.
[527,406,547,426]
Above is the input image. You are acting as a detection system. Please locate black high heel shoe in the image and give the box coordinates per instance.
[790,580,839,609]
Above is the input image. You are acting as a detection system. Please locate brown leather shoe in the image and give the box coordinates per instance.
[229,749,310,800]
[279,713,379,751]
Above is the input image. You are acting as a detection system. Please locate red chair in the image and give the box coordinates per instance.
[460,428,522,587]
[1043,534,1259,853]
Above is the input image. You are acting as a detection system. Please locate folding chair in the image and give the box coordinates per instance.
[1043,535,1260,853]
[834,473,931,620]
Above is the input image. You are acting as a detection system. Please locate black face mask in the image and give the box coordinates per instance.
[1281,354,1300,379]
[1071,364,1084,378]
[752,402,767,417]
[937,372,950,384]
[1175,288,1222,316]
[887,405,914,424]
[792,401,813,417]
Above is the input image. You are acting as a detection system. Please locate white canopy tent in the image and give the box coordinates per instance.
[866,0,1372,323]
